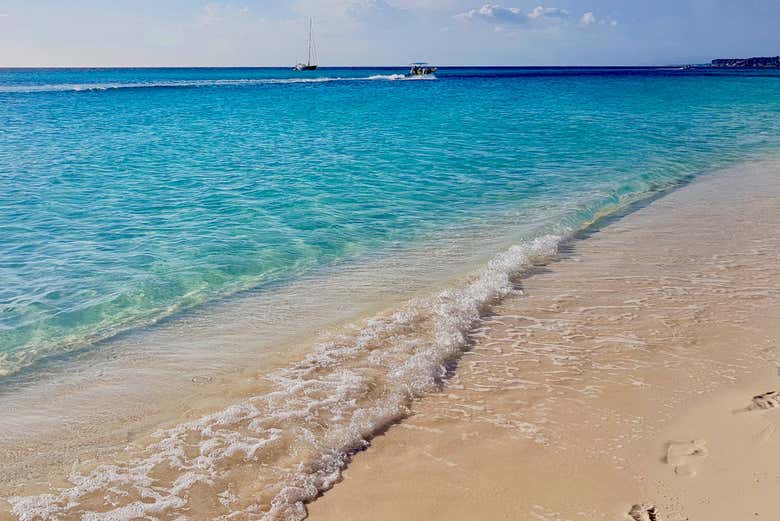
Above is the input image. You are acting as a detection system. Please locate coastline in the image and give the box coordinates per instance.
[0,201,560,499]
[2,158,778,520]
[308,160,780,521]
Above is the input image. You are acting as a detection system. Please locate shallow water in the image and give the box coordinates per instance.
[307,160,780,521]
[3,67,780,378]
[2,67,780,519]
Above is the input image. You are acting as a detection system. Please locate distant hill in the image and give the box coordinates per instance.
[711,56,780,68]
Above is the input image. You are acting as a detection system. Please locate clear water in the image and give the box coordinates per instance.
[4,67,780,521]
[2,67,780,379]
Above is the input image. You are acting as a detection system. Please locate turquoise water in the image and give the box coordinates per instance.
[2,67,780,378]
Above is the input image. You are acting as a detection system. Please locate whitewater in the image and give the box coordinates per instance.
[3,66,780,519]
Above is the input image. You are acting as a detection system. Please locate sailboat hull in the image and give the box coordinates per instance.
[294,18,318,71]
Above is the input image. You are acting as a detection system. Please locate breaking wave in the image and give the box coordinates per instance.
[9,235,560,521]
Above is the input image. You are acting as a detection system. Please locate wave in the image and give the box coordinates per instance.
[0,74,431,94]
[9,234,560,521]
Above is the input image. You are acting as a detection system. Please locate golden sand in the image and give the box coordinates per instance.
[309,161,780,521]
[2,161,777,521]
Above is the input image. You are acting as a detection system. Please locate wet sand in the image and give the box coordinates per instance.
[0,210,534,507]
[2,160,777,520]
[309,161,780,521]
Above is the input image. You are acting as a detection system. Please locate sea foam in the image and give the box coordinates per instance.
[9,235,561,521]
[0,74,425,94]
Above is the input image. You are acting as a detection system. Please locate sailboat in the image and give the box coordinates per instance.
[294,18,318,71]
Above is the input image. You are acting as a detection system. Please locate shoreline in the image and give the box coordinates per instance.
[0,203,552,498]
[308,160,780,520]
[1,145,760,388]
[2,158,778,520]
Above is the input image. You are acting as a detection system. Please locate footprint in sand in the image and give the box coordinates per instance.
[665,439,708,477]
[628,503,658,521]
[750,390,779,410]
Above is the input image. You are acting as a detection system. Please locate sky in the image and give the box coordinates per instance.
[0,1,779,67]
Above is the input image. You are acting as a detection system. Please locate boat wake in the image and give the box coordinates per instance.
[9,235,560,521]
[368,73,437,81]
[0,74,434,94]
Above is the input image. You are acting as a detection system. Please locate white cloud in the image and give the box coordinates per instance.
[199,3,250,26]
[0,1,628,67]
[347,0,406,22]
[580,10,618,28]
[455,4,529,25]
[456,4,618,32]
[528,6,569,20]
[455,4,573,27]
[580,11,596,25]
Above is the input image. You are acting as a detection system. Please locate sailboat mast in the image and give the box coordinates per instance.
[307,18,312,66]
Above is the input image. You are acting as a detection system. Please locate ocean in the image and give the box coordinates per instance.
[2,67,780,519]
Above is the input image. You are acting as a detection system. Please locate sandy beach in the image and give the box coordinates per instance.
[2,158,777,521]
[308,160,780,521]
[4,9,780,518]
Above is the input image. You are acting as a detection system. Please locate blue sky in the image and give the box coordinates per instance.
[0,1,779,66]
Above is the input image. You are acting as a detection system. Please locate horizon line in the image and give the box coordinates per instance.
[0,63,712,70]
